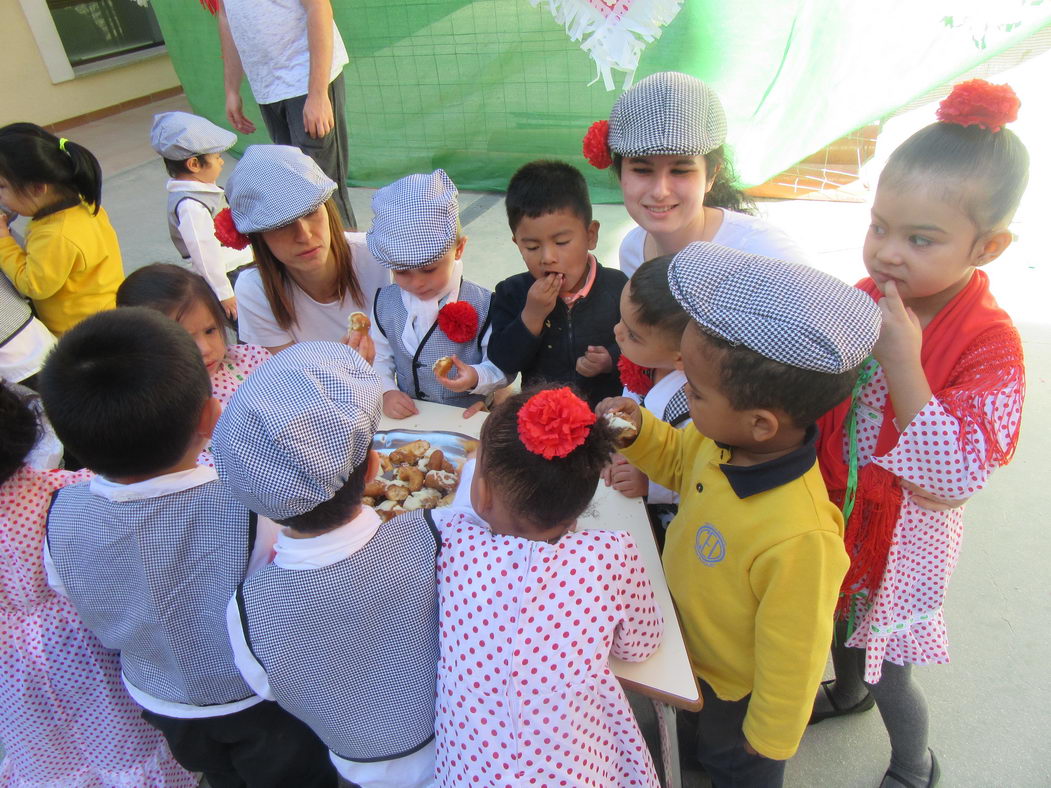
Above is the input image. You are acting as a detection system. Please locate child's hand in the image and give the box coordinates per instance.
[607,454,648,498]
[221,297,238,321]
[383,390,419,419]
[901,480,968,511]
[435,356,479,393]
[873,280,922,369]
[576,345,612,377]
[521,272,563,335]
[343,330,376,366]
[0,212,10,238]
[595,397,643,448]
[462,400,487,419]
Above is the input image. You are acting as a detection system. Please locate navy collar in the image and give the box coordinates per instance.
[717,425,818,499]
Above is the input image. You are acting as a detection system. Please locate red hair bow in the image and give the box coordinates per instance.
[936,79,1020,133]
[437,301,478,343]
[518,387,596,459]
[214,208,250,250]
[617,355,654,396]
[582,120,612,170]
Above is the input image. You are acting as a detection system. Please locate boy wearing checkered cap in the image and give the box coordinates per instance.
[150,111,251,321]
[216,342,441,788]
[366,169,505,418]
[597,242,881,785]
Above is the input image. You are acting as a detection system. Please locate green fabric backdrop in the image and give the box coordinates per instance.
[151,0,1050,202]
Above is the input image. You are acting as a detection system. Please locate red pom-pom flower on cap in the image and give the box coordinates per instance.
[214,208,250,250]
[437,301,478,343]
[936,79,1020,133]
[617,355,654,396]
[518,387,597,460]
[583,120,612,170]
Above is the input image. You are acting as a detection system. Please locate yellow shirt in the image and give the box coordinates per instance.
[621,408,848,760]
[0,204,123,335]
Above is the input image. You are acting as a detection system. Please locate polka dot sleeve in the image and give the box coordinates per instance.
[609,531,663,663]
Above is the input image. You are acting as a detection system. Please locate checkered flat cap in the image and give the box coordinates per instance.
[608,72,727,158]
[150,111,236,160]
[212,342,382,521]
[367,169,459,269]
[225,145,336,234]
[668,242,881,374]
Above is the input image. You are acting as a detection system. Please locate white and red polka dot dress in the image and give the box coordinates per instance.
[433,510,664,788]
[198,343,270,467]
[0,466,197,787]
[843,360,1024,683]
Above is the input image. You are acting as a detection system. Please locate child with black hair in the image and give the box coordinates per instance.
[215,341,441,788]
[0,123,123,334]
[0,383,196,787]
[599,242,881,785]
[37,308,336,787]
[433,385,663,787]
[489,160,627,406]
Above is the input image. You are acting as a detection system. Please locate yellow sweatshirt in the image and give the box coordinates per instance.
[621,408,848,760]
[0,204,123,335]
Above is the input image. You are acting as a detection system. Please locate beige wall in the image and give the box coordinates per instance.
[2,0,180,127]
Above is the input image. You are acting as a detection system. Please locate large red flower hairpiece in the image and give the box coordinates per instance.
[437,301,478,343]
[617,355,654,396]
[936,79,1020,133]
[582,120,612,170]
[518,387,596,460]
[214,208,250,250]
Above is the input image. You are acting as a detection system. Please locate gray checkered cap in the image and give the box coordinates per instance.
[608,71,727,158]
[150,111,236,160]
[367,169,458,269]
[225,145,336,234]
[667,242,881,374]
[212,341,382,521]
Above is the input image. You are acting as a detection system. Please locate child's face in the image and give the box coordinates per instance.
[177,299,226,375]
[392,236,466,301]
[261,205,332,275]
[512,208,598,294]
[189,153,225,184]
[619,155,714,238]
[680,323,752,447]
[614,281,680,369]
[0,177,45,217]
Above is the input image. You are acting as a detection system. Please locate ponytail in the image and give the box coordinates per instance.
[0,123,103,216]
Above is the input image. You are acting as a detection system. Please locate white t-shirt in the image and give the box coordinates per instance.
[618,209,809,278]
[235,232,389,349]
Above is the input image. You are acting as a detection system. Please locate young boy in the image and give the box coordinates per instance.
[598,242,882,785]
[39,308,335,786]
[214,342,441,788]
[489,160,627,407]
[150,111,252,320]
[366,169,505,417]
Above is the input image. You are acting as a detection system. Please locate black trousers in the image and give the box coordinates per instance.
[142,700,337,788]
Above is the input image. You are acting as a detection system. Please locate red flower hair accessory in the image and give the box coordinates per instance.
[618,355,654,396]
[214,208,250,250]
[517,387,597,459]
[583,120,612,170]
[437,301,478,343]
[936,79,1020,132]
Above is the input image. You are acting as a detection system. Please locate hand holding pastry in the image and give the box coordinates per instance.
[434,356,479,393]
[595,397,642,448]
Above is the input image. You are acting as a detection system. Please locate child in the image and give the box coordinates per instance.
[150,111,253,321]
[598,241,882,785]
[489,160,626,406]
[581,71,807,277]
[216,341,441,788]
[810,80,1029,788]
[432,385,663,787]
[366,169,505,417]
[37,307,336,786]
[0,271,54,387]
[116,262,271,464]
[0,123,123,335]
[0,383,196,788]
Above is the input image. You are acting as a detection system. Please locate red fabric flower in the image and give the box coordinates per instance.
[438,301,478,343]
[936,79,1020,132]
[214,208,250,250]
[518,387,597,459]
[199,0,218,14]
[618,355,654,396]
[582,120,612,170]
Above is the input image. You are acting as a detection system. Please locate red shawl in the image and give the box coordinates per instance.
[817,270,1024,611]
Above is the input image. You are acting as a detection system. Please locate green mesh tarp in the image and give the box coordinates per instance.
[151,0,1050,202]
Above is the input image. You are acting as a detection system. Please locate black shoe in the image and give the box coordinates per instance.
[808,678,875,725]
[881,749,940,787]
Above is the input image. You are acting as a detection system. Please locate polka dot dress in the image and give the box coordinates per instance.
[433,510,664,788]
[198,343,270,467]
[842,361,1024,683]
[0,466,197,787]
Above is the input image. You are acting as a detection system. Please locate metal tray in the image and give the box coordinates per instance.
[370,428,477,469]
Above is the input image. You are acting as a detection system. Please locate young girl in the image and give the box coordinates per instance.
[0,123,123,335]
[0,384,196,787]
[433,386,664,787]
[219,144,388,354]
[116,263,270,465]
[813,80,1029,788]
[582,71,806,277]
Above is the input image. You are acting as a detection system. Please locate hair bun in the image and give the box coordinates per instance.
[936,79,1020,132]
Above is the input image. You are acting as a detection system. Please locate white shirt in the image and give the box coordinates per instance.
[225,508,436,788]
[44,465,280,719]
[235,232,390,349]
[168,180,253,302]
[0,314,54,383]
